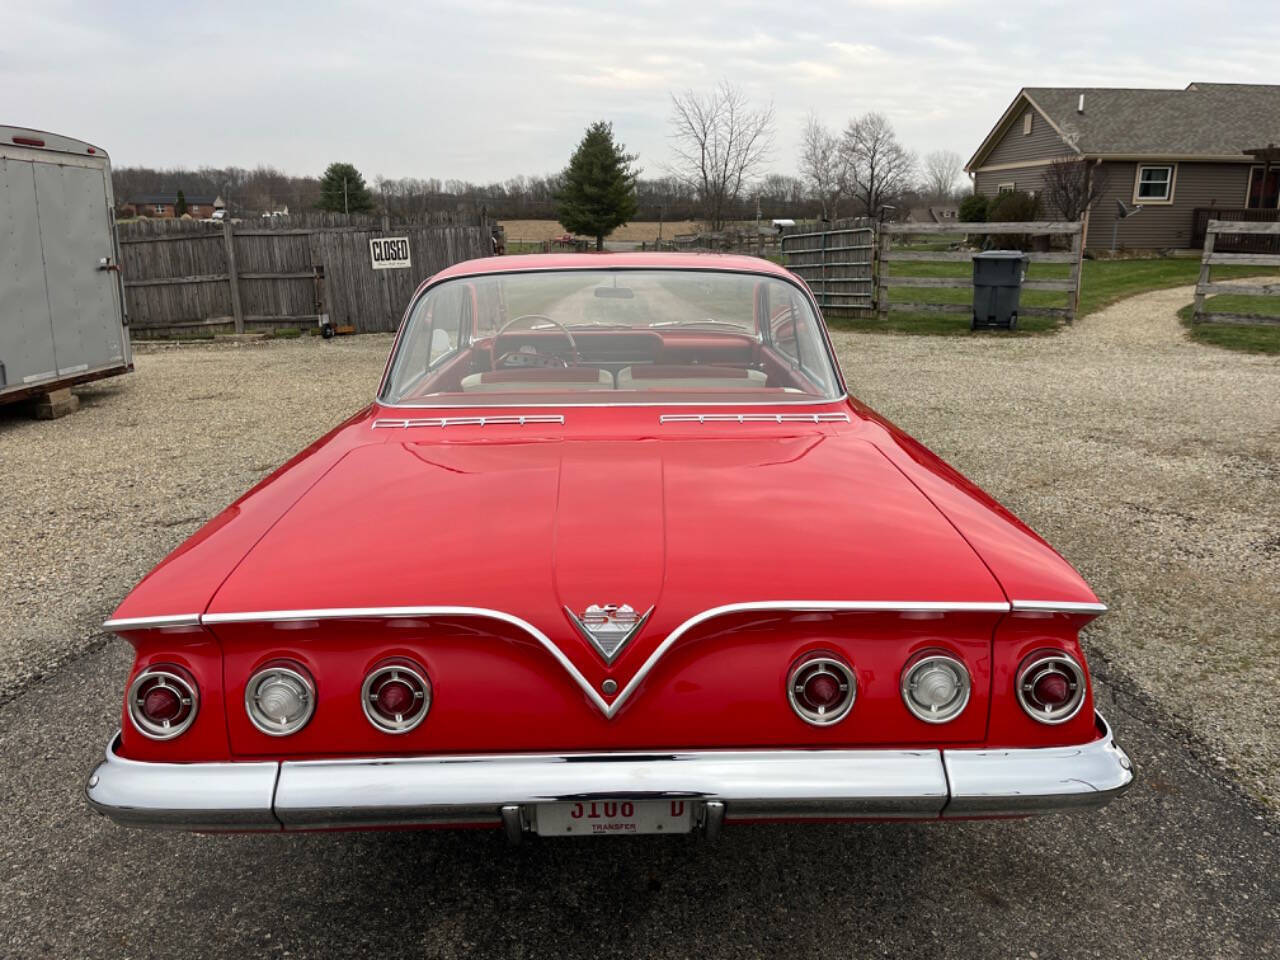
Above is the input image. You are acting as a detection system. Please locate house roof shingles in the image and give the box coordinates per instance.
[975,83,1280,169]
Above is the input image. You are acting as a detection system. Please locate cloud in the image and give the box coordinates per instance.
[4,0,1277,182]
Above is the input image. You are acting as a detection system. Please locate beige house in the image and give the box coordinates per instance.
[966,83,1280,250]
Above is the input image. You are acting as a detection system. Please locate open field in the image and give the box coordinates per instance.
[500,218,704,244]
[1,296,1277,957]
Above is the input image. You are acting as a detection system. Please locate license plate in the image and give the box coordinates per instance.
[534,799,696,837]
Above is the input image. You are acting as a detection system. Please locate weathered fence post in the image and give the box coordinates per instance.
[222,220,244,334]
[877,226,892,320]
[1193,225,1216,323]
[1067,227,1083,323]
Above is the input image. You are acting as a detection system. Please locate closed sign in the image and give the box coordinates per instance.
[370,237,411,270]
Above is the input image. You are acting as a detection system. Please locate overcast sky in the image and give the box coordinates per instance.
[5,0,1277,183]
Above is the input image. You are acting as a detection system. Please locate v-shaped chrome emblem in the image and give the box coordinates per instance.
[565,603,653,664]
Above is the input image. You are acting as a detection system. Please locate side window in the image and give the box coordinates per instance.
[768,284,836,395]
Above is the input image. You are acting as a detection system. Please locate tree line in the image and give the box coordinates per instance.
[112,81,970,231]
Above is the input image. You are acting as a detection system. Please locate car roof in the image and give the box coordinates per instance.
[428,251,795,284]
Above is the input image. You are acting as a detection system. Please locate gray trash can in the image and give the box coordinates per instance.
[972,250,1028,330]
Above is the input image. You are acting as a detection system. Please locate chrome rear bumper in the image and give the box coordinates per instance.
[86,713,1133,834]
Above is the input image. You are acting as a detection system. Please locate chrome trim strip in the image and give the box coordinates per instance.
[85,734,279,831]
[274,747,948,828]
[376,396,850,411]
[608,601,1009,717]
[102,614,202,631]
[372,415,565,429]
[199,601,1010,718]
[85,713,1132,831]
[659,412,851,424]
[1010,600,1108,614]
[942,713,1133,815]
[202,606,611,715]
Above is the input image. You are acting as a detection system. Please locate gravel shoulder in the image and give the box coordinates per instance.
[830,283,1280,807]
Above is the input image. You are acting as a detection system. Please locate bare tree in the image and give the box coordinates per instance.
[1042,158,1109,221]
[840,112,917,218]
[921,150,964,202]
[668,81,775,230]
[798,114,847,220]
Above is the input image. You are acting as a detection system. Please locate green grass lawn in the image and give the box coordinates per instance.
[826,255,1280,337]
[1176,296,1280,354]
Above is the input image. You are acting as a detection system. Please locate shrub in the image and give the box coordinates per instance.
[958,192,989,222]
[987,190,1043,248]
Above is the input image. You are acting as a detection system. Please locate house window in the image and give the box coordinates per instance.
[1134,164,1175,203]
[997,182,1016,194]
[153,204,166,215]
[1023,112,1033,136]
[1246,166,1280,209]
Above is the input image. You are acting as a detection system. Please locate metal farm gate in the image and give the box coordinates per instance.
[780,218,875,318]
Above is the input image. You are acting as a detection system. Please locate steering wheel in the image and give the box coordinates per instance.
[493,314,580,369]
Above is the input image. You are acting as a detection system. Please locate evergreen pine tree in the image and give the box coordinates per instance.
[316,162,375,214]
[174,190,188,217]
[556,122,639,251]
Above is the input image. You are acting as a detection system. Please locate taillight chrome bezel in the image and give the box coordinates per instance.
[787,653,857,726]
[244,661,316,736]
[1016,651,1087,724]
[127,665,199,740]
[900,651,971,724]
[361,660,431,734]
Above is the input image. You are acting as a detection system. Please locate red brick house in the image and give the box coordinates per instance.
[124,194,219,219]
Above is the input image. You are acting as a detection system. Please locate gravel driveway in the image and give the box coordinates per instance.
[0,285,1277,958]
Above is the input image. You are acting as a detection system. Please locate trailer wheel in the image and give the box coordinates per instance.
[321,323,335,339]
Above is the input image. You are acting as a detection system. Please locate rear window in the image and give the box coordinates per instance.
[380,269,841,406]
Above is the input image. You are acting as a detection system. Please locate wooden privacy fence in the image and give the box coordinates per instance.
[1194,220,1280,325]
[119,214,491,337]
[780,218,875,318]
[878,221,1084,324]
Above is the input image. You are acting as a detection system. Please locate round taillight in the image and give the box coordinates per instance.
[362,661,431,733]
[245,662,315,736]
[787,654,856,726]
[901,652,971,723]
[1016,651,1086,724]
[127,665,198,740]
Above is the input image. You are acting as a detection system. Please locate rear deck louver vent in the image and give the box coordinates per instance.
[659,413,850,425]
[373,415,566,429]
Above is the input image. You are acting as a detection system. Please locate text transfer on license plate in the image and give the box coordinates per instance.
[535,799,696,836]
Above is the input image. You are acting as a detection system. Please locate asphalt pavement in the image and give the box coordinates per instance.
[2,641,1276,960]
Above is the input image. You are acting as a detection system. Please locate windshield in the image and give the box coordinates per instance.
[381,269,842,406]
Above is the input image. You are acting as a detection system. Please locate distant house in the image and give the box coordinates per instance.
[906,205,960,224]
[125,194,218,219]
[965,83,1280,250]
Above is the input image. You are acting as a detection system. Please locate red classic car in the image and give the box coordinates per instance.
[87,253,1132,839]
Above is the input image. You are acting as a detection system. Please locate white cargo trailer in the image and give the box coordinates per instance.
[0,125,131,411]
